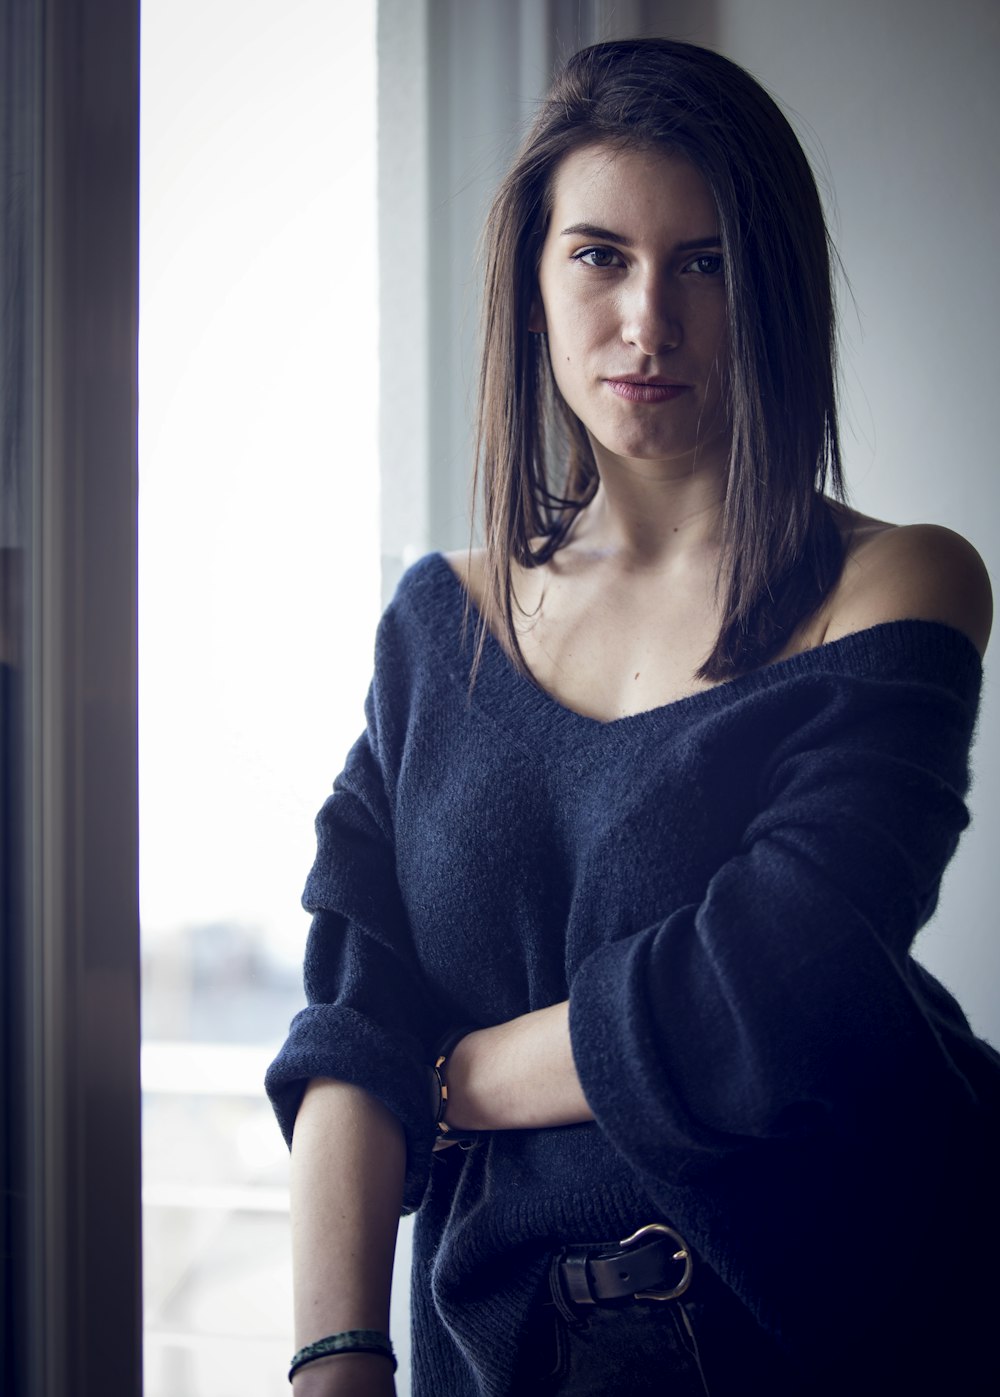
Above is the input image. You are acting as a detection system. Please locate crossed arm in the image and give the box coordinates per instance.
[438,1000,592,1132]
[441,527,992,1134]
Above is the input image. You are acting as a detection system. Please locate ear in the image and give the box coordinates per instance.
[528,292,547,334]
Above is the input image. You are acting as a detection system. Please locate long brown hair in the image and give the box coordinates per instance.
[472,38,845,683]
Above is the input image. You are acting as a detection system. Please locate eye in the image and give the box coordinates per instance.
[683,252,724,277]
[572,246,624,269]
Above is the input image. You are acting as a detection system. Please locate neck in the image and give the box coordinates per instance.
[574,443,728,569]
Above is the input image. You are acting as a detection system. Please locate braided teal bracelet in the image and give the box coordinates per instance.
[288,1329,396,1382]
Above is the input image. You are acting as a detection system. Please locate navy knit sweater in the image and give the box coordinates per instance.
[267,553,999,1396]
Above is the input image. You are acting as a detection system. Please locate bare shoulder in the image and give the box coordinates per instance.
[442,546,545,617]
[824,517,993,658]
[442,547,488,609]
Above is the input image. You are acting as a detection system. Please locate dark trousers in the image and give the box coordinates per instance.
[514,1297,710,1395]
[511,1246,799,1396]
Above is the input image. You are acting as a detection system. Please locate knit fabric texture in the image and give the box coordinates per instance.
[266,553,999,1396]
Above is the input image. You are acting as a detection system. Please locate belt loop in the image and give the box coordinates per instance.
[549,1248,592,1323]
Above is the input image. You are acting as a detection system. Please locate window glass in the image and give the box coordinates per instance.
[139,4,378,1392]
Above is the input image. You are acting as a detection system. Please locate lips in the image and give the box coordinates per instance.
[605,377,691,404]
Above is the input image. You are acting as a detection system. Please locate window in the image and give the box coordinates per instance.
[139,3,378,1391]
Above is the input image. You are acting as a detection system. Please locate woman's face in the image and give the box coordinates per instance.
[532,142,731,477]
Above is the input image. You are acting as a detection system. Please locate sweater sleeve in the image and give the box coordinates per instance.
[568,653,988,1177]
[265,657,438,1210]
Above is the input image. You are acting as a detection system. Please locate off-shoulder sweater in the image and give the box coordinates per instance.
[266,553,1000,1396]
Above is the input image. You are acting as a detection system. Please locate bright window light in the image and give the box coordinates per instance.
[139,3,378,1392]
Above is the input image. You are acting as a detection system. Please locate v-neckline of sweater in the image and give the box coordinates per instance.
[416,552,981,753]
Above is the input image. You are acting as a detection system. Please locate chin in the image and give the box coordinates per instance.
[583,403,729,467]
[594,431,721,469]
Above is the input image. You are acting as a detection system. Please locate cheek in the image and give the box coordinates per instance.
[545,296,610,364]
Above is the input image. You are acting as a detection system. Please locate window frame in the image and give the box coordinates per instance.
[2,1,142,1392]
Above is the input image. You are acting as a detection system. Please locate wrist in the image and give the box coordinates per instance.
[439,1027,491,1132]
[441,1003,592,1132]
[290,1330,396,1387]
[291,1352,396,1397]
[431,1026,479,1135]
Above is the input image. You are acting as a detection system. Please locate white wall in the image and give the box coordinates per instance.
[685,0,1000,1045]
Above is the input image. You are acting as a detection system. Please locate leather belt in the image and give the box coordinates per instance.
[555,1222,694,1306]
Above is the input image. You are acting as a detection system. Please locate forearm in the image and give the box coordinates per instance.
[290,1077,404,1394]
[442,1000,593,1132]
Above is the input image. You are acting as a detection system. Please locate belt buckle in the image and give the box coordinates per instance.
[617,1222,693,1301]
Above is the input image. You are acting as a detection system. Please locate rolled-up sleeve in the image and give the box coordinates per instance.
[570,667,981,1170]
[266,674,438,1211]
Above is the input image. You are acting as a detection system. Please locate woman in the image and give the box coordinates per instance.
[267,39,997,1396]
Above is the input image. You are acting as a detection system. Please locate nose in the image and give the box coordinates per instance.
[621,271,682,356]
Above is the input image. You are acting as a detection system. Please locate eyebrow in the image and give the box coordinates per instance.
[559,223,722,251]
